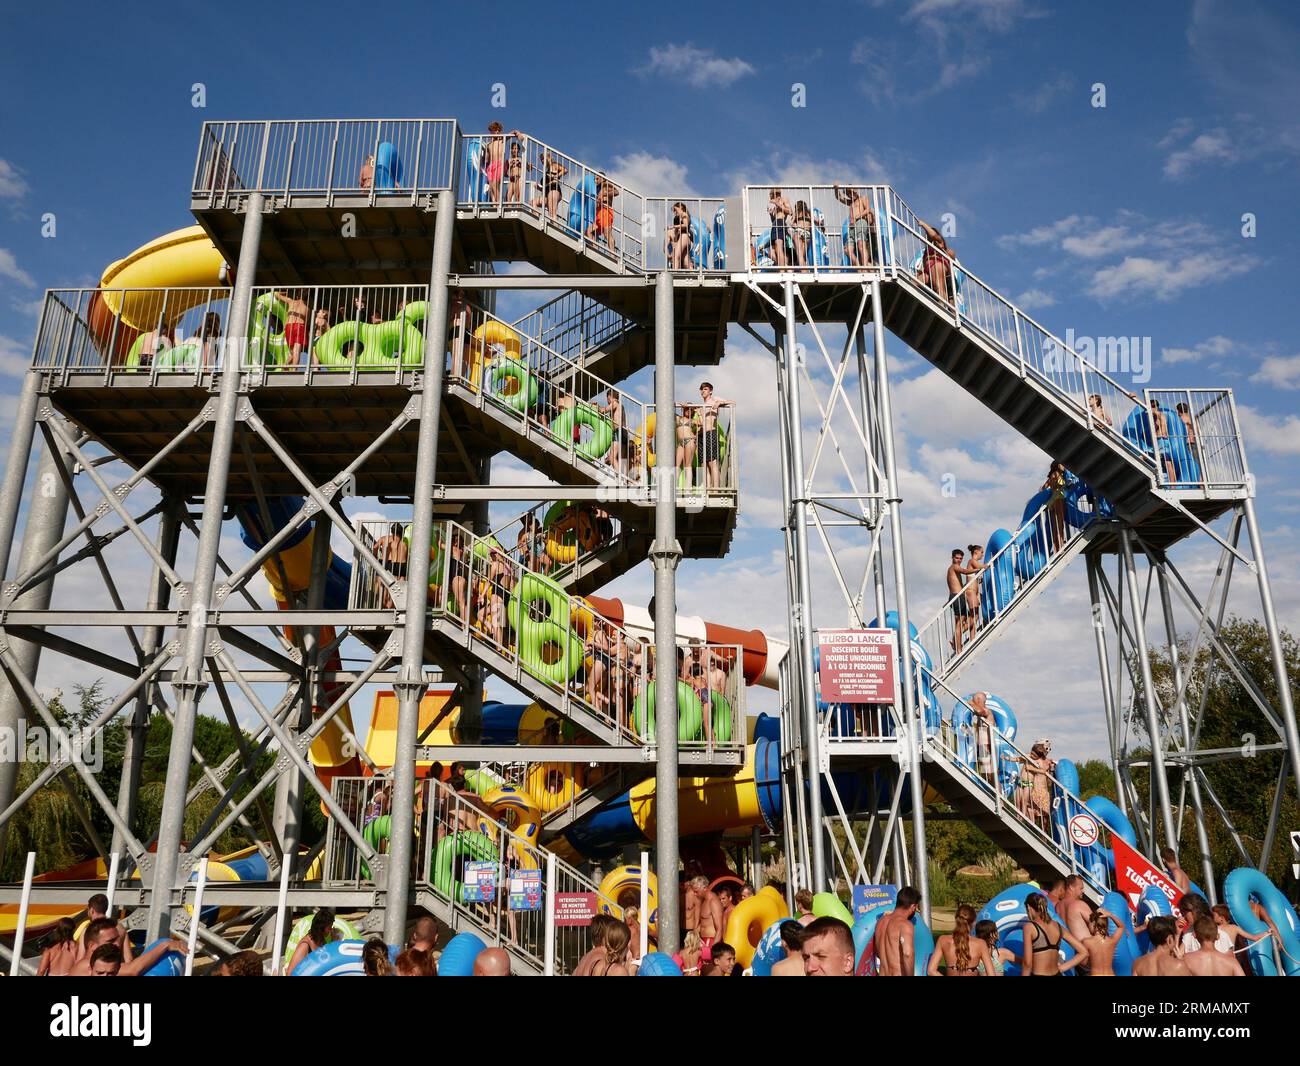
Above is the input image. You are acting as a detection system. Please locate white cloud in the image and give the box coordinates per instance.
[997,215,1083,249]
[1160,335,1236,365]
[607,152,698,198]
[1,334,31,376]
[0,247,35,288]
[1060,225,1140,259]
[1014,288,1056,310]
[1235,405,1300,455]
[1250,353,1300,390]
[1013,71,1074,114]
[0,159,30,201]
[1163,127,1238,179]
[1087,252,1257,302]
[639,44,755,89]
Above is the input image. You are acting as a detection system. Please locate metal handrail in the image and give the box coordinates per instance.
[509,291,636,368]
[914,490,1100,679]
[485,501,628,585]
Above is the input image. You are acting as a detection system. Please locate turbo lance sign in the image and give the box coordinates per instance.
[816,629,898,704]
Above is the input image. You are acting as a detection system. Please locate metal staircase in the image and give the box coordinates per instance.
[325,774,615,975]
[914,497,1101,687]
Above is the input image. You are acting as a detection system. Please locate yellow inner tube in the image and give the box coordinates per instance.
[469,322,522,390]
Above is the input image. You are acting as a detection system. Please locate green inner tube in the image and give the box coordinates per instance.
[507,571,571,632]
[472,534,503,561]
[401,524,446,586]
[432,830,498,901]
[360,814,391,880]
[314,315,425,368]
[549,404,615,461]
[633,681,704,742]
[124,335,203,370]
[517,619,583,686]
[486,358,538,412]
[709,691,733,743]
[248,292,289,366]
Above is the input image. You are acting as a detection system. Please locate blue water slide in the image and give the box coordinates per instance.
[235,497,352,609]
[1224,866,1300,977]
[980,529,1015,622]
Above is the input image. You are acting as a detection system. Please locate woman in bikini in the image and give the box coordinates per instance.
[586,174,619,253]
[1022,741,1054,833]
[1078,907,1126,975]
[1020,892,1087,976]
[975,919,1016,975]
[505,139,529,204]
[929,903,993,975]
[587,621,614,715]
[667,201,694,270]
[1042,459,1069,551]
[591,918,632,976]
[673,929,706,976]
[531,151,567,221]
[917,219,956,305]
[36,918,80,976]
[675,406,697,487]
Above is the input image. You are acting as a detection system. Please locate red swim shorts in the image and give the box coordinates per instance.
[284,321,307,348]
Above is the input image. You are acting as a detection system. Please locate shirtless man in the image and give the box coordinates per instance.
[968,691,997,786]
[1183,915,1243,976]
[687,875,723,955]
[873,886,920,976]
[770,921,807,976]
[273,290,310,367]
[692,382,734,490]
[1149,397,1177,482]
[793,888,816,926]
[1078,906,1126,976]
[1058,875,1094,974]
[72,919,186,976]
[1045,878,1067,912]
[81,893,134,964]
[406,915,438,955]
[1161,846,1191,895]
[373,523,408,608]
[1132,916,1190,976]
[800,917,855,976]
[704,942,736,976]
[834,184,877,267]
[946,549,974,652]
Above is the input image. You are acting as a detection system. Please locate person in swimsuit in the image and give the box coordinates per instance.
[573,914,614,976]
[974,919,1016,975]
[37,917,80,976]
[1148,397,1178,482]
[359,154,375,190]
[672,929,705,976]
[1087,392,1114,428]
[834,184,878,267]
[373,522,408,608]
[1021,742,1054,832]
[770,921,807,976]
[967,691,997,787]
[1183,915,1244,976]
[917,219,956,305]
[674,405,697,487]
[667,201,694,270]
[873,886,920,975]
[1210,903,1273,965]
[799,918,854,976]
[530,151,567,220]
[1019,892,1087,975]
[692,381,733,490]
[285,909,339,976]
[1042,460,1069,551]
[505,138,529,204]
[591,919,631,976]
[587,621,615,715]
[448,530,471,621]
[482,122,523,204]
[598,388,628,475]
[790,199,813,267]
[586,173,619,253]
[485,545,513,649]
[1132,916,1190,976]
[1058,874,1094,973]
[928,903,994,975]
[946,549,974,652]
[960,544,988,636]
[703,941,737,976]
[1078,907,1127,975]
[273,290,310,367]
[687,875,723,955]
[766,188,792,268]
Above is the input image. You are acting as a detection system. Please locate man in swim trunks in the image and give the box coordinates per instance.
[1183,915,1243,976]
[834,184,877,267]
[693,382,734,490]
[946,549,973,652]
[770,921,807,975]
[873,886,920,976]
[1132,916,1190,976]
[687,875,723,954]
[273,290,310,367]
[482,122,524,204]
[373,523,408,608]
[767,188,792,268]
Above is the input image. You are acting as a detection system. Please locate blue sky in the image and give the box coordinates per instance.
[1,0,1298,761]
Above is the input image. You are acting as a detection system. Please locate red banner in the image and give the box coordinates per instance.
[1112,836,1184,917]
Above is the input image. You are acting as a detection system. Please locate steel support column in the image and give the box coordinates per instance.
[148,193,264,939]
[385,188,456,945]
[651,270,682,952]
[870,279,929,918]
[1086,554,1127,814]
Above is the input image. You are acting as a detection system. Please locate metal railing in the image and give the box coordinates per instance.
[915,491,1101,680]
[743,184,890,273]
[349,517,744,751]
[486,502,627,584]
[193,119,460,204]
[509,291,636,369]
[1142,388,1247,490]
[643,197,729,274]
[450,305,739,498]
[323,775,619,973]
[923,677,1153,899]
[457,130,645,272]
